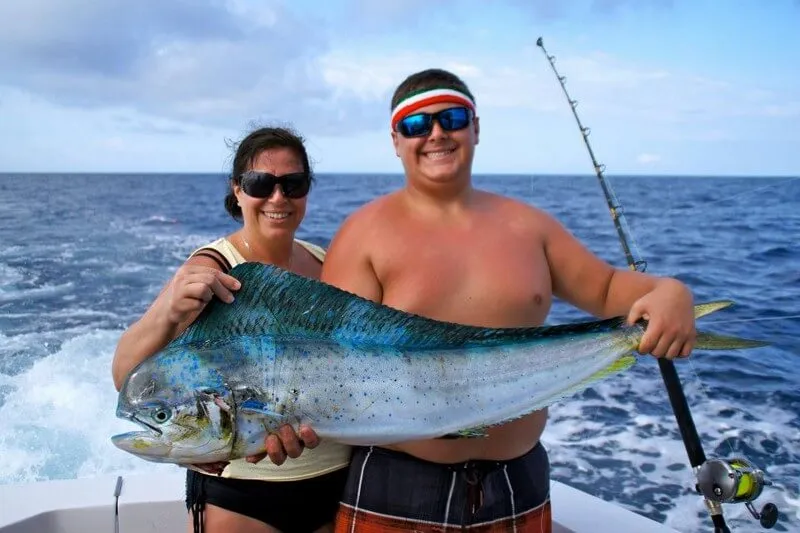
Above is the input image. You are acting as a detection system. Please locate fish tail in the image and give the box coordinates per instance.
[692,300,770,350]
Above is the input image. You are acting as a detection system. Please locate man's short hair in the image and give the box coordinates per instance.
[390,68,476,111]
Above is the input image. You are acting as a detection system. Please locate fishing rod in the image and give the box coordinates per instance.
[535,37,779,532]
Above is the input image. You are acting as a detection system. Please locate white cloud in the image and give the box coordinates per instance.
[0,0,692,137]
[360,0,676,25]
[0,0,795,148]
[319,43,794,127]
[101,136,126,150]
[636,153,661,165]
[0,0,360,134]
[762,102,800,118]
[319,48,558,114]
[341,0,444,30]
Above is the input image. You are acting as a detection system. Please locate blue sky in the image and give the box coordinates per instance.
[1,0,798,176]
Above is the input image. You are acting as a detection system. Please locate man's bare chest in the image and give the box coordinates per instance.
[374,236,552,327]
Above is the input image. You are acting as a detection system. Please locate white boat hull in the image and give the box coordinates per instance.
[0,472,680,533]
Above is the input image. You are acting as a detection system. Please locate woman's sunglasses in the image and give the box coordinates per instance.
[239,171,311,199]
[395,106,473,138]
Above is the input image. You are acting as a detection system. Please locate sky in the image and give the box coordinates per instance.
[0,0,798,176]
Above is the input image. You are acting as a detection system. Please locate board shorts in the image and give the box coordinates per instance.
[334,443,552,532]
[186,466,349,533]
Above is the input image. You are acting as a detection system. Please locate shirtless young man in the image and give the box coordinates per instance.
[320,69,697,532]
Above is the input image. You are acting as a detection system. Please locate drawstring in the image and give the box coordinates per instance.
[191,500,204,533]
[187,471,207,533]
[460,461,489,530]
[464,466,484,516]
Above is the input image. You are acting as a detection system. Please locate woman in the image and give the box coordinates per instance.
[112,126,350,533]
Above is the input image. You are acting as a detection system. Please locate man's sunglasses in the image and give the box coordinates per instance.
[395,106,473,138]
[239,171,311,199]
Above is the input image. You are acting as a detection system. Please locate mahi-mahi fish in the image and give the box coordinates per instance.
[112,262,767,465]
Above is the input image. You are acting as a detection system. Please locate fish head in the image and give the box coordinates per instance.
[111,348,236,465]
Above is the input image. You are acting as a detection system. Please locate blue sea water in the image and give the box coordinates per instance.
[0,172,798,532]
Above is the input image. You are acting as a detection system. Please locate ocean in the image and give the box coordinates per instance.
[0,172,798,532]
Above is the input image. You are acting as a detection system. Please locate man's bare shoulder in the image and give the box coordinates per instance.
[337,193,402,233]
[477,190,557,230]
[323,192,403,299]
[328,192,402,250]
[354,192,404,219]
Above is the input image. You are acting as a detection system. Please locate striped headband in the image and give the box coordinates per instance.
[390,87,477,130]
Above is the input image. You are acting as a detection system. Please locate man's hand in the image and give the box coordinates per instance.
[627,278,696,359]
[246,424,320,466]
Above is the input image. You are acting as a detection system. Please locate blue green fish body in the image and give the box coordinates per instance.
[112,263,765,465]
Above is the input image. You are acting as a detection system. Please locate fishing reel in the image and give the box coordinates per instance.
[695,457,779,529]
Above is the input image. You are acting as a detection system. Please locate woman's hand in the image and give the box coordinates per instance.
[161,265,241,325]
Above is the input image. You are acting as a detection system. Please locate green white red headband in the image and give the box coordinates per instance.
[391,87,476,130]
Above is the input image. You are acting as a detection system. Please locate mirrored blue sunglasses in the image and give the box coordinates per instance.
[395,107,474,138]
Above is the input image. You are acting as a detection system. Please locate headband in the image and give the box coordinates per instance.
[390,87,477,130]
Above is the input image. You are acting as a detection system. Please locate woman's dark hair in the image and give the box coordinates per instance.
[224,126,314,221]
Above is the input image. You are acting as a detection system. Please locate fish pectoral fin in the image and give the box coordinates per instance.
[439,426,490,439]
[694,331,770,350]
[239,399,285,420]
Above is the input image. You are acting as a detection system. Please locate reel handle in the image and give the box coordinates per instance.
[696,457,779,529]
[747,502,779,529]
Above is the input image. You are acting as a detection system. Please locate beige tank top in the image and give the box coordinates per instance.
[189,237,351,481]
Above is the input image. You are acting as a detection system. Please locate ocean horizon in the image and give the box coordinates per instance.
[2,172,799,179]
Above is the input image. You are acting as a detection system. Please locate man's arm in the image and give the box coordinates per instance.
[539,210,695,359]
[321,208,384,302]
[539,210,653,317]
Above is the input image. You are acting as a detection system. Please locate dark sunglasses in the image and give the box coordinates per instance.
[239,171,311,199]
[395,106,473,138]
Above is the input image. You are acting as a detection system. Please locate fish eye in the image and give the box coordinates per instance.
[152,408,172,424]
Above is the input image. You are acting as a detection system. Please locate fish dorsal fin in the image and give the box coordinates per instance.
[174,262,626,349]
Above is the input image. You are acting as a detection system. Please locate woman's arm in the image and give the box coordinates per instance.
[111,255,241,390]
